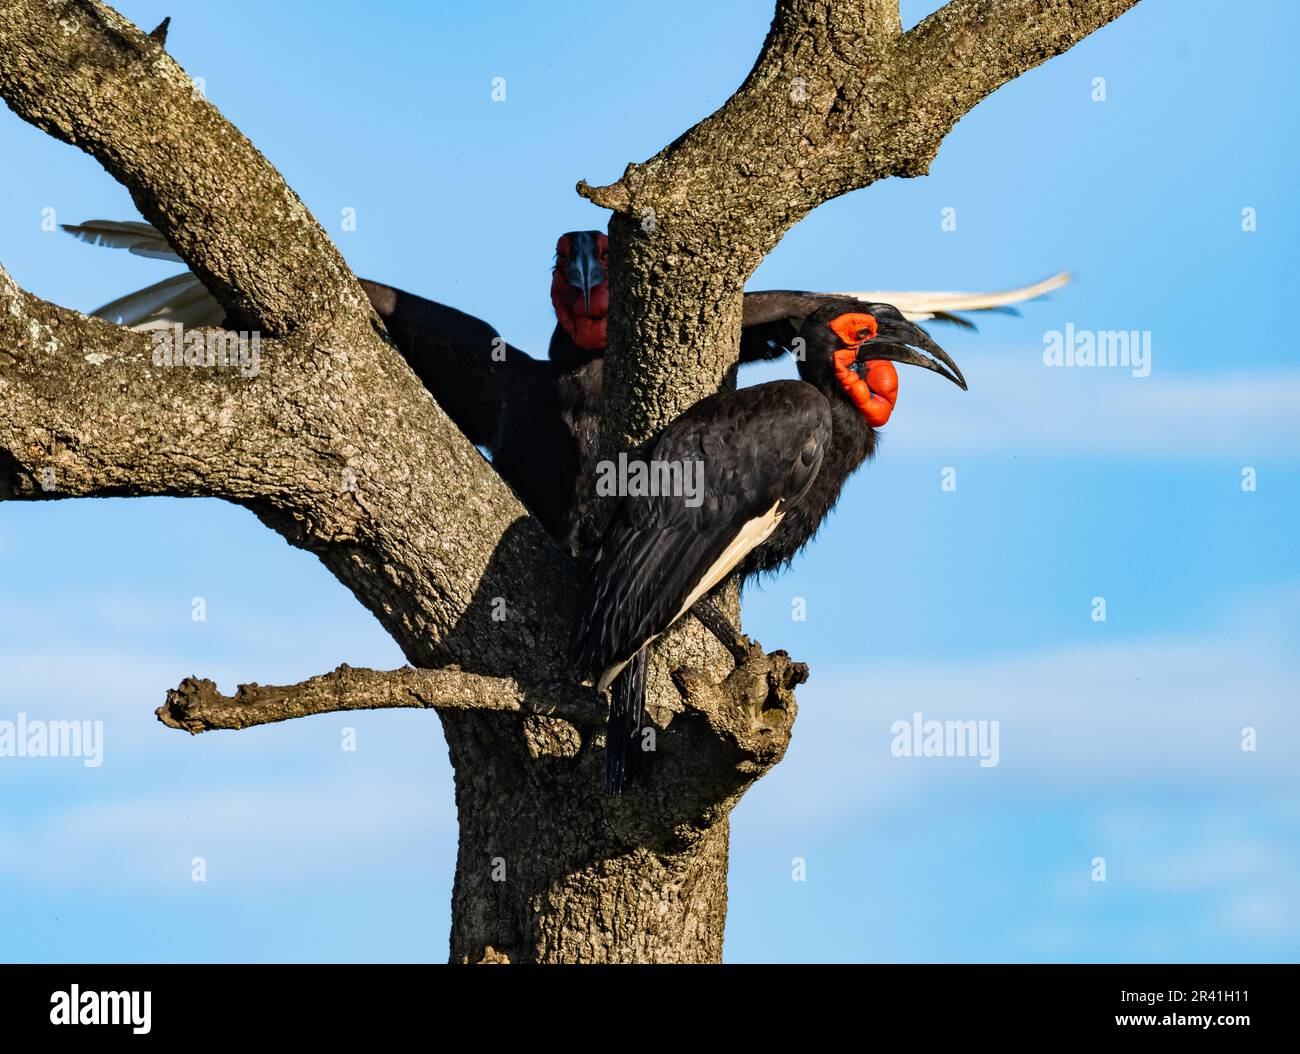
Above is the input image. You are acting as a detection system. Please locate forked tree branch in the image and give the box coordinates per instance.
[0,1,573,679]
[582,0,1141,452]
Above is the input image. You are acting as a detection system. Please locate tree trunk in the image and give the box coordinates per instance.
[444,708,730,963]
[438,603,785,965]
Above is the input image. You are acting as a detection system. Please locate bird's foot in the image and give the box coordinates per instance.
[690,597,754,665]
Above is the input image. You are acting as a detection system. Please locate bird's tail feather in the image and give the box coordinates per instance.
[604,647,648,794]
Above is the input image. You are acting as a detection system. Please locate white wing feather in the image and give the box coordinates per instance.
[65,219,225,329]
[61,220,183,262]
[831,271,1071,321]
[90,272,224,329]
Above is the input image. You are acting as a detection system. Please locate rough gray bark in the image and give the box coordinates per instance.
[0,0,1138,963]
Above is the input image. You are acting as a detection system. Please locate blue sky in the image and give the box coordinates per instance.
[1,0,1297,962]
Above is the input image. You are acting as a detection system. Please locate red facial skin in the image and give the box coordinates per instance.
[552,233,610,352]
[829,312,899,427]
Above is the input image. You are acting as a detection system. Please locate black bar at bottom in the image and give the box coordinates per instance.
[0,963,1289,1040]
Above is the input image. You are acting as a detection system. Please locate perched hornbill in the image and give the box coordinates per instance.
[569,300,966,792]
[63,220,1059,553]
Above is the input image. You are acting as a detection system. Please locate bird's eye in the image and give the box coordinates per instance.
[857,329,871,342]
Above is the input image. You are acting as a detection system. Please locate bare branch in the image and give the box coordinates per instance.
[0,0,367,335]
[158,663,605,734]
[0,263,307,504]
[154,636,803,775]
[153,638,806,816]
[896,0,1143,159]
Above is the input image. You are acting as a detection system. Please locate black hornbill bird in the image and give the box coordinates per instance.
[569,300,967,792]
[64,220,1061,556]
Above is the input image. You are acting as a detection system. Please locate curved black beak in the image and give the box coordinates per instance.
[563,230,606,315]
[859,307,967,390]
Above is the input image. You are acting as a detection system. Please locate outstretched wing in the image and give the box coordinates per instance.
[359,279,532,447]
[64,219,530,448]
[739,271,1070,361]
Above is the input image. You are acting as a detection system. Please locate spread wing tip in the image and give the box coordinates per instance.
[62,219,182,263]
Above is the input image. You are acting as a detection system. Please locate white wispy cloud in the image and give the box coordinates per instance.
[0,593,448,893]
[1045,804,1300,944]
[745,584,1300,827]
[0,755,456,890]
